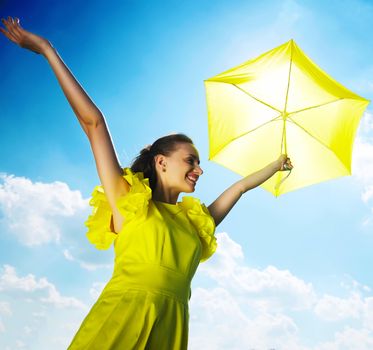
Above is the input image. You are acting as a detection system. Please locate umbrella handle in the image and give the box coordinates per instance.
[276,117,291,193]
[274,168,292,192]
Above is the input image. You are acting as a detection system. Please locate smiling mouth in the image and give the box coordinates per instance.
[186,176,197,185]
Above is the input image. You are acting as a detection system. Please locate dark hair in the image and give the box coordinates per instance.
[130,133,194,190]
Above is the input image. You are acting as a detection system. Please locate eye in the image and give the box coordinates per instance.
[187,158,194,164]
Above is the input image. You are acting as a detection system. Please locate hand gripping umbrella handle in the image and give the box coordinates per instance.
[274,167,292,192]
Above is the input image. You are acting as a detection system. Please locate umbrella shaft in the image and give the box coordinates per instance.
[281,117,287,155]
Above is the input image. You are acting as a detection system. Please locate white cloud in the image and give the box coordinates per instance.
[23,326,32,335]
[0,264,92,349]
[199,232,316,311]
[0,264,86,309]
[360,110,373,136]
[314,292,363,321]
[63,248,113,271]
[316,327,373,350]
[353,137,373,188]
[351,110,373,225]
[89,281,106,300]
[353,111,373,179]
[362,297,373,331]
[189,232,373,349]
[0,301,12,333]
[0,172,116,273]
[15,340,26,349]
[63,249,75,261]
[190,286,302,350]
[340,276,371,293]
[0,301,12,316]
[362,186,373,203]
[1,232,373,349]
[0,173,87,246]
[31,311,46,319]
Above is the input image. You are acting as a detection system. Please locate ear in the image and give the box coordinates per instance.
[154,154,167,169]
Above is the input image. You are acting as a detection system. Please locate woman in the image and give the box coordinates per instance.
[1,17,293,350]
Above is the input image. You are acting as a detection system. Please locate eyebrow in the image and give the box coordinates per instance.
[188,154,200,164]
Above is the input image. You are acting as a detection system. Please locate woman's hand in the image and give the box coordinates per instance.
[0,16,52,55]
[277,154,293,171]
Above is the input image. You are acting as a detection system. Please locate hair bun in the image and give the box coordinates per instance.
[140,144,153,156]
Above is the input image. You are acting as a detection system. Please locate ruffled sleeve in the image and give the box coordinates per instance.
[84,167,152,250]
[179,196,217,263]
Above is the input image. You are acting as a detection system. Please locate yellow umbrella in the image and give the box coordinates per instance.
[204,39,370,197]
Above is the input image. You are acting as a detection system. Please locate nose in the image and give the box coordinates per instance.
[195,164,203,176]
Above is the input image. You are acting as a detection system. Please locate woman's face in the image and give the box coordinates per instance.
[155,142,203,193]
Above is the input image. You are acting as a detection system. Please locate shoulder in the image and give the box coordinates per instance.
[179,196,217,263]
[179,196,213,218]
[84,167,152,250]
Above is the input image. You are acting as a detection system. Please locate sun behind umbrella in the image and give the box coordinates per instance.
[204,39,370,197]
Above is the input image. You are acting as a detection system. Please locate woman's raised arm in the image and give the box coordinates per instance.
[0,17,130,232]
[0,16,102,128]
[207,155,293,227]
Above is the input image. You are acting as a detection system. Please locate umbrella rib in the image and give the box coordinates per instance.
[288,98,344,116]
[210,113,283,159]
[284,48,293,113]
[232,84,283,114]
[279,45,294,159]
[287,116,346,166]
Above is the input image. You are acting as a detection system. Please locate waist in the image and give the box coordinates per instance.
[106,262,191,305]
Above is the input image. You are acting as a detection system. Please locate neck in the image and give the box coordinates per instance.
[152,186,179,205]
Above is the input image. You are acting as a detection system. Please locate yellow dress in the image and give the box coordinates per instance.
[67,167,217,350]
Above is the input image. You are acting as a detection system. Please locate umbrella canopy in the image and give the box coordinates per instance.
[204,39,370,197]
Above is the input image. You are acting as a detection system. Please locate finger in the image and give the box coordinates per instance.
[2,18,16,35]
[0,20,11,36]
[15,17,24,30]
[6,30,19,43]
[7,16,16,28]
[0,27,18,43]
[9,17,26,38]
[4,26,19,44]
[7,16,15,26]
[12,26,22,38]
[6,17,22,39]
[2,18,19,38]
[7,17,16,29]
[11,22,25,40]
[10,18,22,37]
[1,18,11,30]
[8,16,16,24]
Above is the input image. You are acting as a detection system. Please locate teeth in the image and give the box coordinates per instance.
[187,176,196,183]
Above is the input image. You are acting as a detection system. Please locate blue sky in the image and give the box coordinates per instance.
[1,0,373,349]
